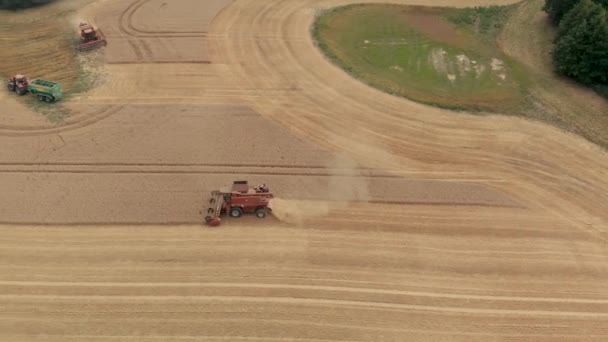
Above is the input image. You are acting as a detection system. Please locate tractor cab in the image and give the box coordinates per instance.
[14,75,27,85]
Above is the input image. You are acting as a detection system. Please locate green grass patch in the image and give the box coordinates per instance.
[313,4,531,113]
[445,6,512,40]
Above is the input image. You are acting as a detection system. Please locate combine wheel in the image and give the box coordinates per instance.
[255,209,267,218]
[229,207,243,218]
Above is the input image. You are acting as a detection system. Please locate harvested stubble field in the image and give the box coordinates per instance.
[0,0,607,341]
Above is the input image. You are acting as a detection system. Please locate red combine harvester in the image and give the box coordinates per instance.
[78,22,107,51]
[204,181,273,226]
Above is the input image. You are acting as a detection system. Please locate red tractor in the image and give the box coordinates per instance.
[204,181,273,226]
[78,22,107,51]
[7,74,29,96]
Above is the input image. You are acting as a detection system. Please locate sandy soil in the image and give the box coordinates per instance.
[0,0,607,340]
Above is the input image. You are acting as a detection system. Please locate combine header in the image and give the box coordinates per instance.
[204,181,273,226]
[77,22,107,51]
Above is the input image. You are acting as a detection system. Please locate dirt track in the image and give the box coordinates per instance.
[0,0,607,340]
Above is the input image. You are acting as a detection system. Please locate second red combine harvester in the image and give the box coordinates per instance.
[204,181,273,226]
[77,22,107,51]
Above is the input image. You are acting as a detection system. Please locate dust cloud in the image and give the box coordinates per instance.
[269,154,370,226]
[326,153,370,204]
[268,198,330,226]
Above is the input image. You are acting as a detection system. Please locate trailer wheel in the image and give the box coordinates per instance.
[45,96,54,103]
[229,207,243,218]
[37,95,45,101]
[255,209,267,218]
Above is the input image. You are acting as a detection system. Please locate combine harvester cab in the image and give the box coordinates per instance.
[78,22,107,51]
[204,181,273,227]
[28,79,62,103]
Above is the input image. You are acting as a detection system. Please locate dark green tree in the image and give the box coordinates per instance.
[553,0,608,84]
[544,0,608,25]
[596,0,608,8]
[556,0,598,40]
[0,0,54,10]
[544,0,581,24]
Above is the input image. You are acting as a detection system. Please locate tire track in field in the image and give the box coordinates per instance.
[2,293,607,318]
[125,0,207,37]
[106,60,212,65]
[4,232,602,259]
[115,0,212,63]
[0,164,520,209]
[0,162,449,178]
[3,281,606,304]
[117,1,147,62]
[125,39,145,62]
[0,105,125,137]
[2,262,604,298]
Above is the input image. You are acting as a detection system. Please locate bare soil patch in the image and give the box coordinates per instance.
[402,8,469,48]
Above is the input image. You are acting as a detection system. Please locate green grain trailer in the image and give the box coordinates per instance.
[28,79,62,103]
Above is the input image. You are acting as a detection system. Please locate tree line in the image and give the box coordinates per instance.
[544,0,608,96]
[0,0,54,10]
